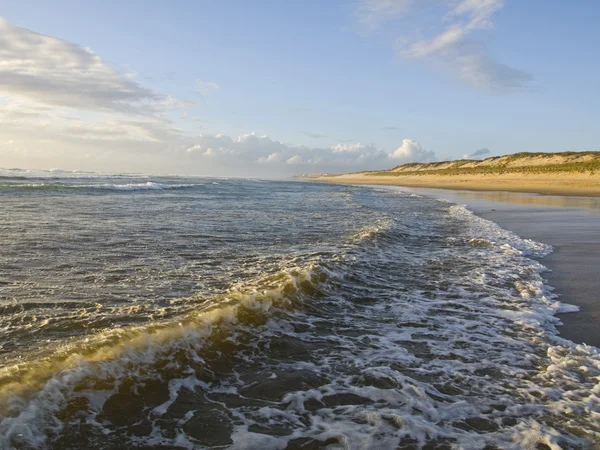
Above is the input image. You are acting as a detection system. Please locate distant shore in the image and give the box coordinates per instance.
[313,150,600,196]
[315,172,600,196]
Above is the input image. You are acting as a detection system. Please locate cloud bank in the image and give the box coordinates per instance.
[183,134,436,177]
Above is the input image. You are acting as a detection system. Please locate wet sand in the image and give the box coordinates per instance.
[363,186,600,348]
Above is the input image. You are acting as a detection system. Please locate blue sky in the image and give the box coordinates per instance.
[0,0,598,176]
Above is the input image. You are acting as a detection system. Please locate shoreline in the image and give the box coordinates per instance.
[404,187,600,348]
[318,181,600,348]
[314,172,600,197]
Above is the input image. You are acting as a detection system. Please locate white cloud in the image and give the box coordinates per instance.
[0,17,190,173]
[178,133,435,176]
[1,100,436,174]
[286,155,303,165]
[331,143,368,153]
[194,80,220,96]
[400,1,532,92]
[389,138,435,162]
[402,25,466,59]
[0,17,161,114]
[259,152,283,164]
[0,98,176,144]
[357,0,532,92]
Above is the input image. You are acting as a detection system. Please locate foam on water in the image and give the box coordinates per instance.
[0,168,135,179]
[77,182,200,191]
[0,263,331,447]
[0,167,212,194]
[0,181,598,449]
[0,181,200,191]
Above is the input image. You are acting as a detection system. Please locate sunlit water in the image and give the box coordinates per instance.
[0,169,598,450]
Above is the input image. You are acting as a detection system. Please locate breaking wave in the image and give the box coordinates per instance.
[0,181,202,191]
[79,182,200,191]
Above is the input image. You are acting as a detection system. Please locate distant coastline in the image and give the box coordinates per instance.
[307,151,600,196]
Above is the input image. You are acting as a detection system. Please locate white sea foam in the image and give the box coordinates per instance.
[446,203,553,258]
[557,303,580,313]
[0,167,121,179]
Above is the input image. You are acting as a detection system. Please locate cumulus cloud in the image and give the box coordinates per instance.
[180,133,436,176]
[389,139,435,162]
[357,0,532,93]
[2,100,437,174]
[463,148,490,159]
[331,143,369,153]
[286,155,303,165]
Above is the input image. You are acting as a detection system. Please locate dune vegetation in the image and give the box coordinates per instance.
[315,151,600,196]
[370,152,600,177]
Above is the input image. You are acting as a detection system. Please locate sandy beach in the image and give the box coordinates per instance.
[316,172,600,197]
[344,185,600,348]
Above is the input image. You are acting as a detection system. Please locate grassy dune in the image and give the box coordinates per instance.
[373,152,600,177]
[315,151,600,196]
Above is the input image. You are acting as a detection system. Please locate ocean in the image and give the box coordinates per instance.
[0,169,598,449]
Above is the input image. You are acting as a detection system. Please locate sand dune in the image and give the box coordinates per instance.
[314,152,600,196]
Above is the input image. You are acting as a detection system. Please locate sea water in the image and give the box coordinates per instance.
[0,169,598,449]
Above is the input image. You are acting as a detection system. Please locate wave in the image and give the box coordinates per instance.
[447,204,553,258]
[0,261,332,448]
[77,182,200,191]
[1,194,598,449]
[0,182,202,191]
[0,168,131,180]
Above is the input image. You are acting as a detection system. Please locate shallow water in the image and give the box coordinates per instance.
[0,169,598,449]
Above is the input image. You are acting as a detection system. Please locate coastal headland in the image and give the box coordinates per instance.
[311,151,600,196]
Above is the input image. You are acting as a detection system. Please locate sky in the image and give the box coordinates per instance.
[0,0,599,178]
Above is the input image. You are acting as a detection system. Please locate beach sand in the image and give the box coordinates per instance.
[330,184,600,348]
[316,172,600,197]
